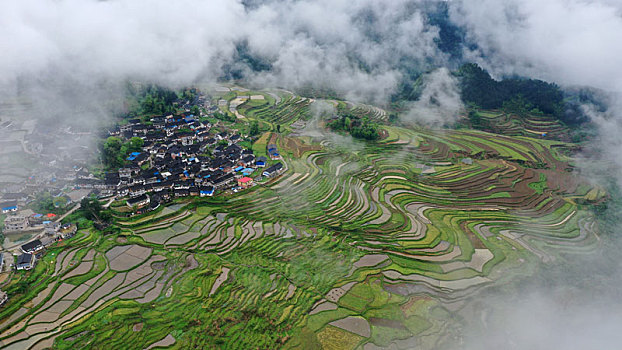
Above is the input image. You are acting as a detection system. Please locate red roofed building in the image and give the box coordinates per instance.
[46,213,57,218]
[237,177,253,189]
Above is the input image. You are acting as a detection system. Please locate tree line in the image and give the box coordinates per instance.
[327,111,380,141]
[456,63,565,117]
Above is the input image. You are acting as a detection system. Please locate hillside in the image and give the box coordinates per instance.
[0,86,604,350]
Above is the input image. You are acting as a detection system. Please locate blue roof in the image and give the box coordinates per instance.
[256,160,265,165]
[33,214,43,218]
[200,189,214,194]
[2,205,17,210]
[131,152,141,156]
[235,166,244,171]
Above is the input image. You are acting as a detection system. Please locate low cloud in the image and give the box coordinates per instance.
[0,0,448,107]
[446,1,622,349]
[401,68,463,127]
[449,0,622,92]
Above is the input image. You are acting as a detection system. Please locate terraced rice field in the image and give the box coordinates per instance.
[0,92,604,349]
[474,109,572,141]
[237,91,312,127]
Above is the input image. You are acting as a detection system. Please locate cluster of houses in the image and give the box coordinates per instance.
[75,113,284,213]
[12,223,77,272]
[2,212,59,233]
[0,116,100,240]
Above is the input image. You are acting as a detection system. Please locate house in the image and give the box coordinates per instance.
[21,239,44,254]
[0,290,7,307]
[126,152,142,161]
[263,162,284,178]
[1,201,18,214]
[237,177,253,189]
[240,155,255,167]
[132,152,150,166]
[189,186,200,196]
[256,156,267,168]
[4,216,29,232]
[128,185,147,197]
[174,188,190,197]
[126,194,150,209]
[105,173,121,188]
[149,195,161,211]
[211,173,235,189]
[119,167,139,178]
[16,253,35,270]
[29,213,44,225]
[59,223,77,239]
[2,193,28,202]
[461,158,473,165]
[199,186,215,197]
[176,131,195,146]
[267,144,280,160]
[0,253,4,271]
[44,221,61,235]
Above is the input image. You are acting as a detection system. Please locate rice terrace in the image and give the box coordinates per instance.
[0,83,605,350]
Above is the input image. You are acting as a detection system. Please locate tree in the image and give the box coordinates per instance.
[128,137,144,153]
[80,197,112,225]
[276,124,281,133]
[249,121,260,136]
[388,113,398,123]
[102,137,124,170]
[33,192,55,213]
[138,85,178,115]
[502,95,532,117]
[191,105,200,116]
[80,197,103,221]
[468,111,481,126]
[328,114,379,141]
[344,117,352,129]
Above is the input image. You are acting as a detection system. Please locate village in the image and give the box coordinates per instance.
[0,101,98,298]
[80,110,284,213]
[0,89,285,296]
